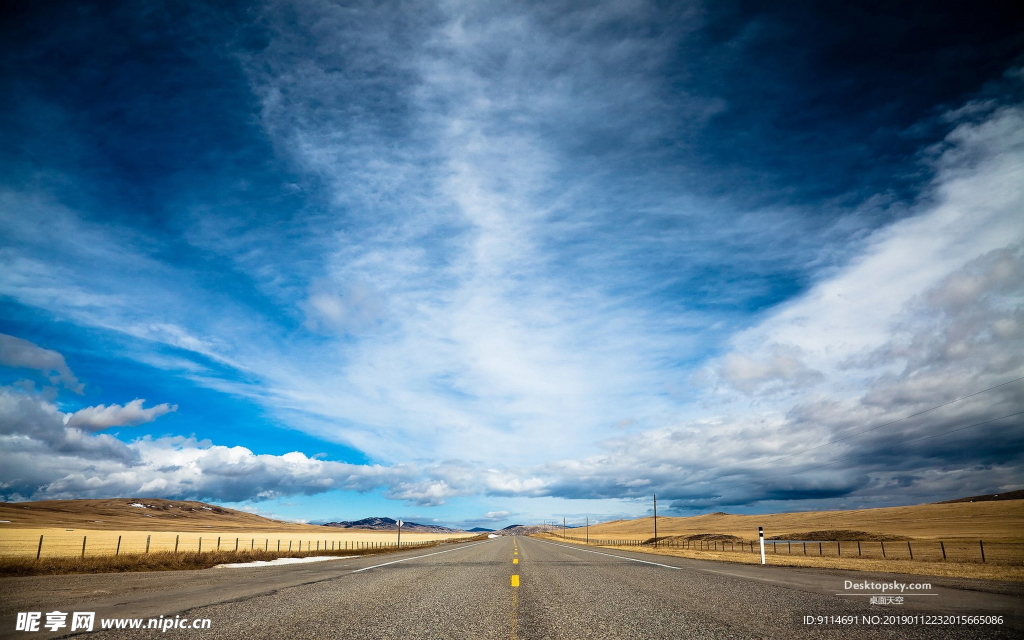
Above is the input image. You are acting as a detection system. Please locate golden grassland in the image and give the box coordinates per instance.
[0,498,475,560]
[0,534,490,577]
[535,533,1024,581]
[0,528,476,559]
[583,500,1024,543]
[535,499,1024,582]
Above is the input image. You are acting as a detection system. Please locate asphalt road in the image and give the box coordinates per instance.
[1,536,1020,639]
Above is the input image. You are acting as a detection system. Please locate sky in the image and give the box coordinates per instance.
[1,0,1022,529]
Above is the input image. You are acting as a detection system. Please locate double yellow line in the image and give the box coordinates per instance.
[511,540,520,586]
[510,539,521,640]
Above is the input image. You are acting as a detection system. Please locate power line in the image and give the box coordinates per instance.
[757,410,1024,484]
[747,375,1024,470]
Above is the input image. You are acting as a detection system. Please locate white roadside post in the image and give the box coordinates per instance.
[758,527,766,565]
[397,519,403,548]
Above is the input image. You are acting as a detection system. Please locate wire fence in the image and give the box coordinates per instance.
[0,531,464,559]
[554,535,1024,565]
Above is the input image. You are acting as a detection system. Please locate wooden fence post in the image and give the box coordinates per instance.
[81,535,87,558]
[881,541,885,558]
[979,540,986,563]
[117,535,122,556]
[857,541,861,557]
[940,541,946,560]
[199,537,202,553]
[174,535,179,554]
[146,535,151,554]
[235,537,239,552]
[36,535,43,560]
[907,541,913,560]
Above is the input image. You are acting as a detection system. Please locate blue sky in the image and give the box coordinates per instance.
[1,0,1022,529]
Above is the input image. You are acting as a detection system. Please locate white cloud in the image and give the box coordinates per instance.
[716,345,822,394]
[0,333,83,393]
[0,384,416,503]
[65,399,178,431]
[536,105,1024,508]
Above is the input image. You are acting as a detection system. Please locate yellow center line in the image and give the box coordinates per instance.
[511,574,520,587]
[513,558,518,564]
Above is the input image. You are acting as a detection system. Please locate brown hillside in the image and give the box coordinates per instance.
[0,498,335,532]
[584,500,1024,543]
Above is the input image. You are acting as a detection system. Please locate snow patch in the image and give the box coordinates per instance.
[214,556,353,569]
[128,503,146,508]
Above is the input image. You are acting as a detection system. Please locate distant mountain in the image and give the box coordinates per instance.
[467,527,494,532]
[499,524,555,535]
[321,517,460,533]
[937,490,1024,503]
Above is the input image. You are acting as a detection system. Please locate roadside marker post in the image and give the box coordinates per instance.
[397,519,403,549]
[758,527,766,565]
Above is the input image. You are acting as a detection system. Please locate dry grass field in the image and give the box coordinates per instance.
[0,499,475,559]
[582,499,1024,543]
[538,498,1024,581]
[537,533,1024,581]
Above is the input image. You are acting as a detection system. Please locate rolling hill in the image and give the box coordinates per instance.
[0,498,357,532]
[579,496,1024,543]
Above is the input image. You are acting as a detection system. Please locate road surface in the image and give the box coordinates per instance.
[1,536,1019,639]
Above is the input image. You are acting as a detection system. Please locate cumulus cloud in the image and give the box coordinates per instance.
[0,333,84,393]
[482,510,513,521]
[529,104,1024,510]
[65,399,178,431]
[0,383,416,503]
[716,345,823,394]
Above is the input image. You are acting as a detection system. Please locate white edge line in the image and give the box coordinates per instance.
[534,540,951,592]
[535,540,686,570]
[535,539,792,584]
[352,540,493,573]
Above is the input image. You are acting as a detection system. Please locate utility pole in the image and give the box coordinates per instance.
[563,516,566,538]
[586,516,589,544]
[397,519,403,548]
[653,494,658,547]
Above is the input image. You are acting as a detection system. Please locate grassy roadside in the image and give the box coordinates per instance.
[533,534,1024,582]
[0,534,488,577]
